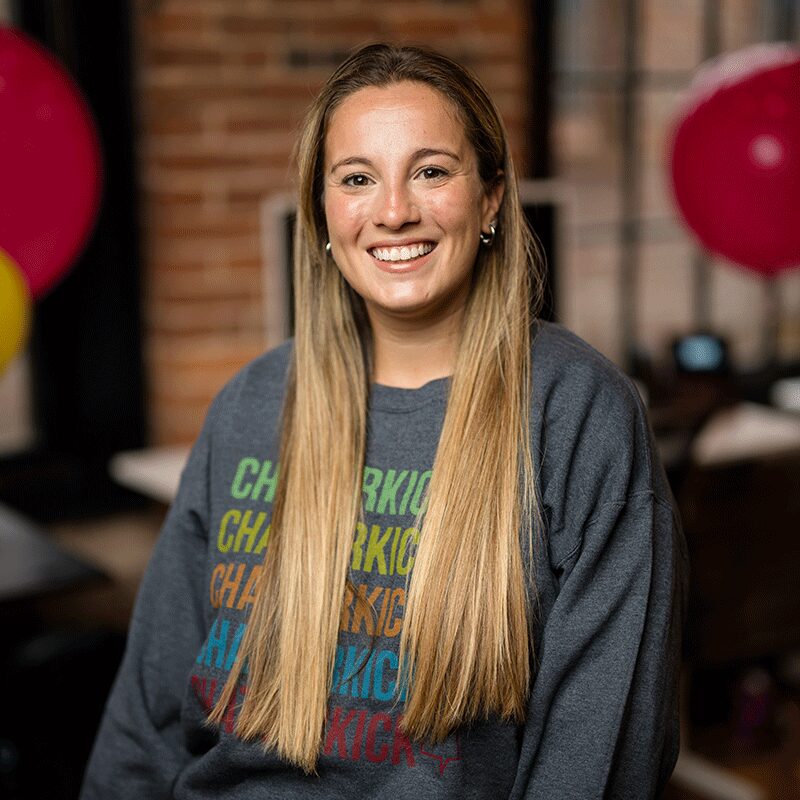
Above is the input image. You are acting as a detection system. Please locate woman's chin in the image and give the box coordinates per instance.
[363,291,468,327]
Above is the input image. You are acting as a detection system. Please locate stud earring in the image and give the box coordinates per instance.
[479,222,497,247]
[325,241,332,254]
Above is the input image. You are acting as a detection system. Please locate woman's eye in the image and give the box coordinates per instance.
[419,167,447,180]
[343,174,372,187]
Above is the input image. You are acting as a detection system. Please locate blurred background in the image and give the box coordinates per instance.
[1,1,799,798]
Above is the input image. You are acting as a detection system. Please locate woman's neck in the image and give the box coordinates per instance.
[368,304,464,389]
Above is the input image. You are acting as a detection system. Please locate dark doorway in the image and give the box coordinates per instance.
[1,0,146,521]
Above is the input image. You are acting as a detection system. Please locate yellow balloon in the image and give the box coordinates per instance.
[0,248,32,374]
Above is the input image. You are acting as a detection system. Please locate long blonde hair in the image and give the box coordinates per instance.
[210,43,545,773]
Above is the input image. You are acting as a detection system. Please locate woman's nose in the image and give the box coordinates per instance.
[372,182,421,229]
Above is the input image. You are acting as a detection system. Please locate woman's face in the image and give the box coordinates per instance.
[323,81,503,326]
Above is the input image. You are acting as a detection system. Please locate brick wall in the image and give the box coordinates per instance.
[132,0,530,444]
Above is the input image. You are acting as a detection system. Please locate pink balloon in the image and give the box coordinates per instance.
[669,43,800,277]
[0,25,103,298]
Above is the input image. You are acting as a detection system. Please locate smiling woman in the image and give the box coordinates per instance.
[323,81,504,386]
[81,44,687,800]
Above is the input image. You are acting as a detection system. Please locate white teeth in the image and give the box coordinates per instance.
[370,242,434,262]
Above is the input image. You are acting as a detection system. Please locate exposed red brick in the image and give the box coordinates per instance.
[153,223,258,243]
[149,266,262,300]
[146,115,204,136]
[149,191,206,207]
[219,15,290,35]
[147,47,225,68]
[138,13,208,37]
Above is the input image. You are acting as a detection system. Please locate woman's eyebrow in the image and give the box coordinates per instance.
[329,148,462,174]
[329,156,373,173]
[411,147,461,163]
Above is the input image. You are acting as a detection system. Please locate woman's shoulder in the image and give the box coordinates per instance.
[531,320,641,410]
[530,321,669,533]
[530,321,648,444]
[204,338,294,430]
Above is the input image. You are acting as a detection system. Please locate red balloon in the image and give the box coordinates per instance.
[669,43,800,277]
[0,25,103,298]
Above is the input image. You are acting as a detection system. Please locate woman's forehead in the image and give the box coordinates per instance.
[323,81,471,166]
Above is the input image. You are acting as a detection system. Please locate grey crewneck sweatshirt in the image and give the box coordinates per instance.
[81,321,687,799]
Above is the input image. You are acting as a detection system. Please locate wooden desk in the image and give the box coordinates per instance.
[690,402,800,467]
[108,445,189,504]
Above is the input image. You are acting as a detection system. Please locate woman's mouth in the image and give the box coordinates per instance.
[368,242,436,263]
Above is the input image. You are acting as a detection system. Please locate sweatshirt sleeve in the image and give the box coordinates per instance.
[514,489,688,799]
[79,404,218,799]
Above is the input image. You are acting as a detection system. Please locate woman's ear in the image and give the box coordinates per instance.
[482,170,505,230]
